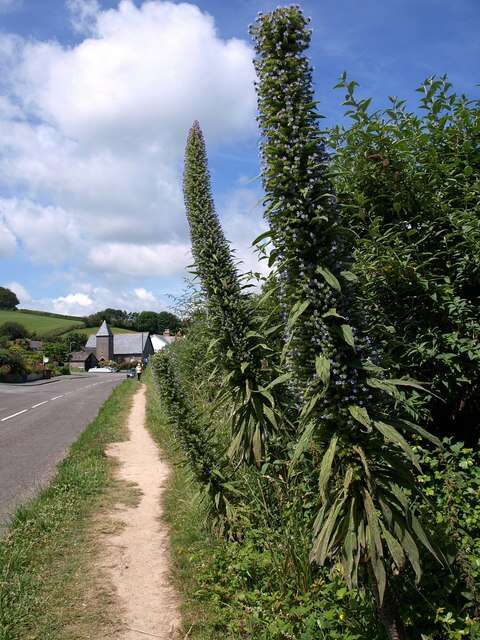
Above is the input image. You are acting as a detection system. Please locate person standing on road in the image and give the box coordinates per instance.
[136,362,142,382]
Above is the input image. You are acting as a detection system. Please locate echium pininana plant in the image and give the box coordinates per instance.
[252,8,442,639]
[183,121,286,465]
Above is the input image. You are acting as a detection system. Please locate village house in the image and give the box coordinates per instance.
[70,351,98,372]
[84,321,154,364]
[150,329,177,352]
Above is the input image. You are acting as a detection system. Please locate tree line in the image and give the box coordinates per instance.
[83,308,182,334]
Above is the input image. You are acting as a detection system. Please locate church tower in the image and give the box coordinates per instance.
[96,320,113,362]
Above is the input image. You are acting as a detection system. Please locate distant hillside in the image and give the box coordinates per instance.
[0,309,85,338]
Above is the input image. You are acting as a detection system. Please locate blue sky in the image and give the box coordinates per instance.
[0,0,478,316]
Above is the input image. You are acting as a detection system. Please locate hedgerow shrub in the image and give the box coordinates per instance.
[330,75,480,442]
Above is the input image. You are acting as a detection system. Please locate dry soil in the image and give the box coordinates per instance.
[102,384,181,639]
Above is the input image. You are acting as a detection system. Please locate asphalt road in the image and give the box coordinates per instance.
[0,373,123,527]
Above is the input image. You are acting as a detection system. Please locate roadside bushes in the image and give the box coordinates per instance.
[0,348,26,378]
[330,75,480,442]
[151,348,237,527]
[0,322,29,340]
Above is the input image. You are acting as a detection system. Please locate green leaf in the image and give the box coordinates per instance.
[348,405,371,429]
[394,418,442,449]
[340,324,355,349]
[311,497,345,564]
[397,527,422,582]
[263,404,278,429]
[265,371,292,390]
[343,498,357,587]
[340,270,358,283]
[315,355,331,385]
[317,266,341,292]
[251,229,272,245]
[245,330,264,339]
[373,421,420,469]
[252,424,262,466]
[322,308,346,320]
[287,299,311,329]
[291,420,316,466]
[363,490,383,557]
[381,525,406,571]
[319,435,338,499]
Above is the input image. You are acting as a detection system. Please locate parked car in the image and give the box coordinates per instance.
[88,366,118,373]
[126,368,135,378]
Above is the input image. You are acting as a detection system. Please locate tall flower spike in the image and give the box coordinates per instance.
[251,9,442,640]
[183,121,284,465]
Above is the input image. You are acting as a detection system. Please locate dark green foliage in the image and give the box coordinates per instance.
[43,339,69,363]
[0,348,26,377]
[0,322,28,340]
[330,76,480,442]
[147,366,383,640]
[0,287,19,310]
[151,349,235,524]
[136,310,181,334]
[83,308,182,333]
[62,331,88,352]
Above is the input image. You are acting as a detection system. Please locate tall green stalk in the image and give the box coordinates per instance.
[183,121,285,464]
[251,8,442,639]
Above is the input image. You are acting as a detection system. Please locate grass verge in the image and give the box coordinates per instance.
[145,370,224,639]
[0,379,138,640]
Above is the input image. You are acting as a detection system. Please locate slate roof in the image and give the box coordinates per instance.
[85,332,151,355]
[96,320,113,337]
[28,339,43,351]
[70,351,95,362]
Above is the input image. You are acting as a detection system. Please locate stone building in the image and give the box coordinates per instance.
[85,320,154,363]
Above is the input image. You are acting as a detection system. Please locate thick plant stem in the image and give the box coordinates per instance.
[368,567,407,640]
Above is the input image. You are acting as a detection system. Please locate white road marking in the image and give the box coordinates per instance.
[1,409,28,422]
[0,377,118,422]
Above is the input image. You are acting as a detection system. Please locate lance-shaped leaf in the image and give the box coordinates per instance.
[319,435,338,500]
[317,266,342,292]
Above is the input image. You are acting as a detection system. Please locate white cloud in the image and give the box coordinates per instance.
[0,217,16,257]
[5,281,31,303]
[134,287,156,302]
[88,242,191,277]
[67,0,100,34]
[51,292,93,315]
[221,187,269,276]
[0,198,81,264]
[29,284,171,316]
[0,0,256,280]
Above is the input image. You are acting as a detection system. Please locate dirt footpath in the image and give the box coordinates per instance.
[103,384,181,639]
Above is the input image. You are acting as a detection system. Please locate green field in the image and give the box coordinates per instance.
[0,310,85,337]
[0,309,138,339]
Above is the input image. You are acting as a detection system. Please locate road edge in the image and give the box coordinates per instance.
[0,379,138,639]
